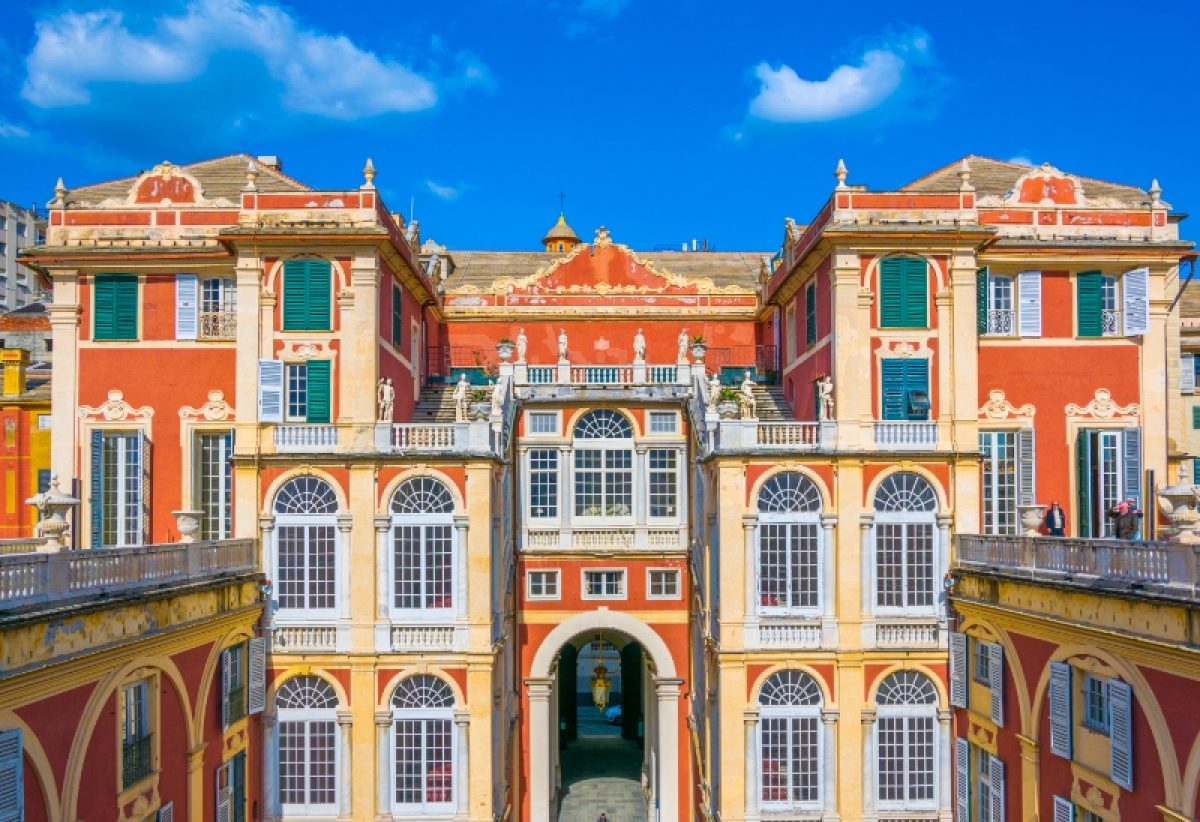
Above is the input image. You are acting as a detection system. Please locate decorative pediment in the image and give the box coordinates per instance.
[979,389,1036,420]
[1065,388,1139,419]
[1006,163,1086,206]
[179,390,236,421]
[78,389,154,422]
[125,161,211,206]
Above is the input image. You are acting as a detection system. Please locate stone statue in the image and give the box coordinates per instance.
[516,328,528,363]
[677,328,689,363]
[452,373,469,422]
[490,378,505,416]
[557,328,569,362]
[633,328,646,363]
[740,370,757,418]
[377,377,395,422]
[706,372,720,413]
[817,375,835,421]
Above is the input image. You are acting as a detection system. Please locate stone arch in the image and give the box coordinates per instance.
[378,467,465,515]
[60,654,196,822]
[0,709,62,822]
[267,666,349,708]
[746,464,833,514]
[529,609,676,679]
[747,662,835,706]
[192,625,256,740]
[563,406,643,440]
[861,251,947,293]
[1029,643,1181,807]
[864,465,949,512]
[864,662,948,707]
[261,467,348,515]
[957,615,1031,735]
[263,254,350,294]
[1179,729,1200,816]
[377,666,467,710]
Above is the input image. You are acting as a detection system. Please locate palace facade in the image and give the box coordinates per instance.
[3,152,1192,821]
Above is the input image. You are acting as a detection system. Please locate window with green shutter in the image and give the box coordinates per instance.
[305,359,331,423]
[94,273,139,340]
[281,259,332,331]
[1076,271,1103,337]
[879,257,928,328]
[880,358,930,420]
[392,283,403,345]
[804,282,817,346]
[1192,406,1200,430]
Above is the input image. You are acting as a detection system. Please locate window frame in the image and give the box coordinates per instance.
[874,672,940,812]
[1082,674,1110,736]
[94,429,145,548]
[390,677,457,815]
[272,478,340,622]
[646,568,681,600]
[872,474,939,617]
[526,411,560,436]
[93,273,139,341]
[388,477,458,621]
[119,676,155,791]
[581,568,627,600]
[647,448,680,521]
[972,639,992,686]
[757,671,824,813]
[275,676,339,816]
[526,569,560,600]
[647,410,679,435]
[526,448,560,521]
[194,430,233,540]
[285,363,309,422]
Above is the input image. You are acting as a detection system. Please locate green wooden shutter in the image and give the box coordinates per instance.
[95,274,137,340]
[804,282,817,345]
[306,359,331,423]
[281,260,308,330]
[902,258,928,326]
[1192,407,1200,430]
[90,429,104,547]
[1075,429,1093,537]
[881,359,907,420]
[904,359,930,420]
[232,750,246,822]
[94,275,116,340]
[1077,271,1103,337]
[114,275,138,339]
[879,259,904,327]
[977,267,989,334]
[306,260,332,330]
[392,283,403,344]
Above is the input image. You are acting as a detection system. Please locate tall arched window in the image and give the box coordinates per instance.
[390,477,457,617]
[573,410,634,520]
[273,477,339,619]
[756,473,823,615]
[276,675,339,816]
[758,670,823,812]
[391,675,456,814]
[873,472,939,615]
[874,670,939,811]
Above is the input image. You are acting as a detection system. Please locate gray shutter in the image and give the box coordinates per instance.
[216,783,232,822]
[0,727,22,822]
[1123,267,1150,336]
[1048,661,1072,758]
[1016,427,1036,507]
[157,801,174,822]
[950,632,968,708]
[247,637,266,715]
[138,430,151,543]
[221,647,232,728]
[175,274,198,340]
[1018,270,1042,337]
[258,360,283,423]
[1183,353,1196,394]
[954,737,969,822]
[90,429,104,548]
[1109,679,1133,790]
[989,642,1004,727]
[1053,796,1075,822]
[1123,428,1142,511]
[989,754,1005,821]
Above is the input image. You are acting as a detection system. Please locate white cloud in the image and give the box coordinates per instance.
[425,180,462,201]
[1007,155,1033,166]
[22,0,446,119]
[748,28,933,123]
[0,121,30,139]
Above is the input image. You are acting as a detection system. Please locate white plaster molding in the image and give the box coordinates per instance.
[179,390,236,421]
[874,339,933,361]
[1065,388,1139,419]
[978,389,1036,420]
[77,389,154,422]
[277,340,337,361]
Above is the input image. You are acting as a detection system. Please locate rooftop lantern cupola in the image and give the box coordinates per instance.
[542,211,581,254]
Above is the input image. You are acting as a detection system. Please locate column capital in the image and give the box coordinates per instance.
[936,513,954,527]
[453,515,470,530]
[742,514,757,530]
[525,677,554,699]
[860,707,877,724]
[374,515,390,532]
[375,710,392,726]
[743,708,760,724]
[336,514,354,533]
[938,708,953,722]
[259,514,276,532]
[859,513,875,528]
[820,514,838,528]
[453,709,470,726]
[336,709,353,726]
[820,708,840,724]
[187,743,208,772]
[262,711,278,729]
[654,677,684,698]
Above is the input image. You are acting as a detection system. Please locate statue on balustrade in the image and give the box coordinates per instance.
[816,375,835,421]
[740,371,757,418]
[490,378,505,416]
[706,372,720,413]
[452,373,469,422]
[377,377,395,422]
[633,328,646,363]
[558,328,569,362]
[516,328,528,363]
[677,328,689,363]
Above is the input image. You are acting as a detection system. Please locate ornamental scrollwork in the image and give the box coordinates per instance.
[179,389,236,421]
[978,389,1036,420]
[1065,388,1139,419]
[77,389,154,422]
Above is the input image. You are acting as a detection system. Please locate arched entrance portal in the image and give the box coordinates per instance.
[527,611,682,822]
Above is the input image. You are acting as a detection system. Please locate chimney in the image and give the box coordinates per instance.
[256,155,283,172]
[1,349,28,397]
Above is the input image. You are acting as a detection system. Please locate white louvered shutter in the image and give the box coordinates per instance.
[1183,353,1196,394]
[1018,270,1042,337]
[950,632,967,708]
[247,637,266,715]
[990,754,1005,821]
[1048,661,1072,758]
[1016,428,1036,506]
[175,273,198,340]
[220,647,232,728]
[1053,795,1075,822]
[1123,267,1150,336]
[0,728,22,822]
[954,737,969,822]
[258,360,283,423]
[1109,679,1133,789]
[157,801,174,822]
[989,642,1004,727]
[1123,428,1142,512]
[138,430,152,543]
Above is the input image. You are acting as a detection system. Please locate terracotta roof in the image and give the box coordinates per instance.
[903,155,1151,207]
[64,154,310,208]
[445,249,766,290]
[0,303,49,331]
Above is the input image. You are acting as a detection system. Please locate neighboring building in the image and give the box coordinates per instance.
[0,200,47,311]
[0,538,263,822]
[0,348,50,538]
[0,302,53,365]
[948,534,1200,821]
[13,153,1191,822]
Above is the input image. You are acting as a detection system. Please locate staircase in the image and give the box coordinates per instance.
[557,736,647,822]
[413,386,457,423]
[750,383,791,420]
[558,776,646,822]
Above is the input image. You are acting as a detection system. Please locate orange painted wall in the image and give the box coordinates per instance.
[0,403,45,538]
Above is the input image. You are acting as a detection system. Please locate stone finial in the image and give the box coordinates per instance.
[53,177,67,206]
[363,157,376,189]
[244,159,259,191]
[834,158,848,189]
[1150,178,1162,205]
[959,158,973,192]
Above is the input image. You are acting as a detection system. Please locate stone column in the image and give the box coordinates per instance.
[454,710,470,816]
[820,514,838,646]
[46,289,80,497]
[262,711,279,820]
[259,516,276,600]
[1017,733,1040,822]
[454,514,470,648]
[187,742,208,822]
[345,252,381,423]
[937,708,952,819]
[937,514,953,600]
[336,710,353,820]
[822,709,840,820]
[374,515,391,652]
[655,677,683,822]
[743,710,759,820]
[859,514,875,647]
[743,514,758,647]
[558,446,572,551]
[376,710,393,820]
[526,678,554,822]
[860,708,877,817]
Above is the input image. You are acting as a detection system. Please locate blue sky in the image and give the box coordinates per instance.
[0,0,1195,251]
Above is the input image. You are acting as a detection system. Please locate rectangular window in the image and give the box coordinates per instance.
[121,679,153,788]
[93,273,138,340]
[216,750,247,822]
[37,414,51,429]
[878,257,928,328]
[648,411,678,434]
[980,431,1017,534]
[804,281,817,345]
[15,222,26,238]
[527,412,558,435]
[758,522,820,613]
[574,449,632,518]
[286,364,308,421]
[92,430,145,548]
[199,277,237,340]
[760,715,820,808]
[277,524,337,615]
[973,640,991,686]
[528,449,559,519]
[281,259,332,331]
[1076,270,1124,338]
[1083,675,1109,735]
[195,432,233,540]
[527,570,560,599]
[36,469,51,494]
[392,525,453,611]
[648,449,678,518]
[785,305,797,363]
[880,358,930,421]
[647,569,680,599]
[222,643,246,728]
[984,275,1015,336]
[392,283,403,345]
[583,569,626,599]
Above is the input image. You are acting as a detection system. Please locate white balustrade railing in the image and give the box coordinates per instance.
[647,530,684,550]
[527,366,555,384]
[515,362,690,387]
[983,308,1015,336]
[0,538,46,555]
[570,365,633,385]
[525,531,559,550]
[274,425,338,451]
[392,424,457,450]
[757,422,821,448]
[875,621,940,648]
[647,365,678,384]
[523,528,685,552]
[271,625,337,652]
[758,622,822,648]
[391,625,455,651]
[574,529,636,550]
[873,421,937,448]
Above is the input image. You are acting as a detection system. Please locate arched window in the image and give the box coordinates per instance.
[391,675,456,814]
[389,477,457,617]
[756,473,823,615]
[273,477,339,619]
[276,676,339,816]
[873,472,939,615]
[573,410,634,520]
[874,671,939,811]
[758,670,823,812]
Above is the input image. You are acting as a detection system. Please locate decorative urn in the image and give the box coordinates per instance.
[1017,504,1043,536]
[172,509,205,543]
[25,474,81,551]
[495,340,516,363]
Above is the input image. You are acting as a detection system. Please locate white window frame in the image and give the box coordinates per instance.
[272,480,340,623]
[647,411,679,435]
[646,568,681,600]
[390,679,457,816]
[275,677,339,817]
[285,362,309,422]
[526,448,560,521]
[388,481,458,622]
[1101,275,1121,336]
[194,430,233,540]
[581,568,627,600]
[973,639,991,686]
[984,274,1016,337]
[97,430,144,548]
[872,475,939,617]
[646,447,682,522]
[526,569,560,600]
[980,430,1018,535]
[571,424,634,525]
[526,411,560,436]
[874,698,939,811]
[198,276,237,340]
[757,673,824,813]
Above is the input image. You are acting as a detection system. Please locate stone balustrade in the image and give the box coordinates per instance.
[872,421,938,449]
[271,624,338,652]
[391,625,456,651]
[523,527,687,552]
[757,621,822,649]
[874,620,942,648]
[513,361,691,387]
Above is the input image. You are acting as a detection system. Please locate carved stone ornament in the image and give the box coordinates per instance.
[78,389,154,422]
[179,389,235,421]
[1065,388,1139,419]
[279,340,335,361]
[978,389,1036,420]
